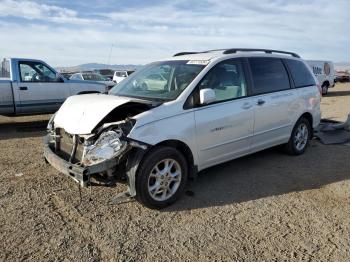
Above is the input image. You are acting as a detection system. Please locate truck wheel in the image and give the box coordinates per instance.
[284,117,311,155]
[321,83,329,95]
[135,146,188,209]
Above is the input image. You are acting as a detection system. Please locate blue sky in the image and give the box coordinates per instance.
[0,0,349,66]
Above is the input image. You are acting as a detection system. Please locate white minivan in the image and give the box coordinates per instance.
[44,48,321,209]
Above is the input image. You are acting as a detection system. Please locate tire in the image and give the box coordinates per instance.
[321,83,329,95]
[284,117,311,155]
[135,146,188,209]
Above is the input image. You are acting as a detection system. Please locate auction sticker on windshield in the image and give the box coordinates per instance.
[187,60,210,65]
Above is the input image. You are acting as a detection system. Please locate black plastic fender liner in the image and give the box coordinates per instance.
[125,148,147,197]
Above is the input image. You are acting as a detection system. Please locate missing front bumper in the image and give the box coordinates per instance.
[43,135,118,187]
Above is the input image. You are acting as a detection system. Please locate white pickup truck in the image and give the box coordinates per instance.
[0,58,106,116]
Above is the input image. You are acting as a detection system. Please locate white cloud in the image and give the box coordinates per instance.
[0,0,349,66]
[0,0,98,24]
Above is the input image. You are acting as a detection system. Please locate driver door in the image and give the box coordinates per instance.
[193,59,254,169]
[15,61,69,114]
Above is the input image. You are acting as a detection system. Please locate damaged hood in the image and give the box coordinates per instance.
[54,94,133,134]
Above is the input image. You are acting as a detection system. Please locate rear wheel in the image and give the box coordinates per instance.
[135,147,188,209]
[321,83,329,95]
[284,117,311,155]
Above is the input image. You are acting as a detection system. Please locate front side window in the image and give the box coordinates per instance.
[19,61,59,82]
[249,58,290,95]
[110,61,205,101]
[285,59,316,88]
[197,59,247,103]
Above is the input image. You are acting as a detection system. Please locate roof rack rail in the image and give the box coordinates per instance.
[173,52,199,57]
[173,49,227,56]
[223,48,300,58]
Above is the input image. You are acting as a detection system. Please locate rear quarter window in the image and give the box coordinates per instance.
[249,57,290,95]
[285,59,316,88]
[0,59,10,78]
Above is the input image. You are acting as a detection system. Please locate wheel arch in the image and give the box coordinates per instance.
[300,111,313,123]
[298,112,313,134]
[126,139,197,197]
[154,139,197,179]
[322,80,330,87]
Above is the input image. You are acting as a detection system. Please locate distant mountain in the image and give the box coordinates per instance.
[57,61,350,73]
[56,63,143,73]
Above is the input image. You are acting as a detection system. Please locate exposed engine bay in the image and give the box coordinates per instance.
[45,99,157,191]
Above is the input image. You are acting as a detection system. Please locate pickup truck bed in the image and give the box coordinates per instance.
[0,79,14,115]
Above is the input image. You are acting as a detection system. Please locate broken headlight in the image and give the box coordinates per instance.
[82,130,127,166]
[47,113,56,131]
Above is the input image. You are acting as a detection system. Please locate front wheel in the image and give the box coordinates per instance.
[135,147,188,209]
[284,118,311,155]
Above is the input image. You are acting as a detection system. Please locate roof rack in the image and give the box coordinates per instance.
[173,48,300,58]
[222,48,300,58]
[173,52,199,57]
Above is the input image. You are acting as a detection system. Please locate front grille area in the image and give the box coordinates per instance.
[56,128,84,163]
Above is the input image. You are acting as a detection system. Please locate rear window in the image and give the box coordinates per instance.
[0,59,10,78]
[249,58,290,95]
[115,71,127,77]
[285,59,316,88]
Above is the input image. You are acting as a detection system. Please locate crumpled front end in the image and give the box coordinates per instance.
[44,117,147,187]
[43,94,158,190]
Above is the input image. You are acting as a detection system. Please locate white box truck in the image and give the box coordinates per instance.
[307,60,335,95]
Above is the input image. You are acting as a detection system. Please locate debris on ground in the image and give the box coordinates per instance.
[315,113,350,145]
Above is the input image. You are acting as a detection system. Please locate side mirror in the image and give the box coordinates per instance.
[199,88,216,105]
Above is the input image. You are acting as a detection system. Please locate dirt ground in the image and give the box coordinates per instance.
[0,83,349,261]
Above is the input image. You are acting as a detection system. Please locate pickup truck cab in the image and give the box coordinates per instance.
[0,58,106,116]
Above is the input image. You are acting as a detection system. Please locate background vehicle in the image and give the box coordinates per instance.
[0,58,106,116]
[94,69,114,80]
[60,72,76,79]
[70,72,115,90]
[113,70,135,84]
[307,60,335,95]
[44,48,321,209]
[335,70,350,82]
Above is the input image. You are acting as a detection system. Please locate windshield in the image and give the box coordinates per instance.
[110,61,205,101]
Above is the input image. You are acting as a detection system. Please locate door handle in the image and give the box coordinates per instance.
[242,102,252,110]
[19,86,28,90]
[257,99,265,106]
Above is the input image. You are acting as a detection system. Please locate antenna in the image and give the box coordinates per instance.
[106,43,114,65]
